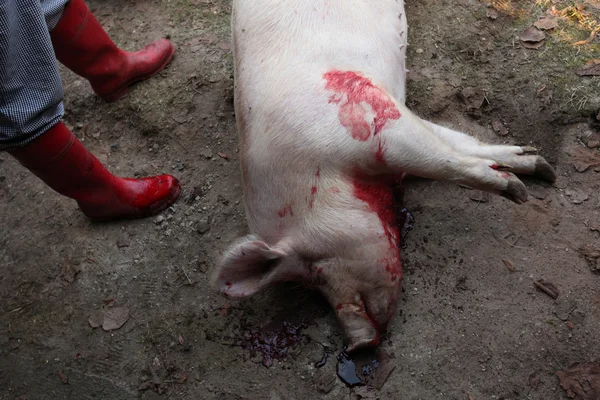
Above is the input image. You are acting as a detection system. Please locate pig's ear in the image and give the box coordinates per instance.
[211,235,288,297]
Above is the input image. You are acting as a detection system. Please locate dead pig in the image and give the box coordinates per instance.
[212,0,557,352]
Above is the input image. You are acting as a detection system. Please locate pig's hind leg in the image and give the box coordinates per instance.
[422,120,557,183]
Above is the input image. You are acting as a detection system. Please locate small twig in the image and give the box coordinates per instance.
[180,265,193,285]
[467,392,474,400]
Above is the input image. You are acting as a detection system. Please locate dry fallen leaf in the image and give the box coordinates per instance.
[576,60,600,76]
[468,190,490,203]
[102,298,116,307]
[178,371,189,384]
[528,372,541,388]
[102,307,130,331]
[57,369,69,384]
[520,26,546,49]
[534,17,558,30]
[569,147,600,172]
[88,310,104,328]
[502,259,516,272]
[557,363,600,400]
[60,263,80,284]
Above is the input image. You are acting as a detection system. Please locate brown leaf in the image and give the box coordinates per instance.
[534,279,559,299]
[102,307,130,331]
[520,27,546,49]
[217,151,229,160]
[534,17,559,30]
[576,61,600,76]
[569,147,600,172]
[88,310,104,328]
[57,369,69,384]
[178,371,189,384]
[178,334,185,345]
[60,263,80,284]
[557,363,600,400]
[468,190,490,203]
[578,244,600,259]
[102,298,116,307]
[8,338,21,350]
[528,372,541,388]
[502,259,516,272]
[373,350,396,390]
[220,302,232,316]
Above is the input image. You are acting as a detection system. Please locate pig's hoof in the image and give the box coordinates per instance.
[534,156,557,183]
[520,146,539,154]
[501,178,528,204]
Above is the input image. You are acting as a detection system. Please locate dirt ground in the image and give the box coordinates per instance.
[1,0,599,399]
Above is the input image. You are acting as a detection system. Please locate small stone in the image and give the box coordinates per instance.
[117,233,130,248]
[492,120,509,136]
[199,149,213,159]
[155,215,165,225]
[416,48,424,54]
[198,260,209,273]
[195,219,211,234]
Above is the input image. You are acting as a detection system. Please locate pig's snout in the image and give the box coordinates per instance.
[336,303,381,352]
[335,287,399,352]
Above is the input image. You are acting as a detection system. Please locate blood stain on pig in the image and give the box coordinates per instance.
[352,178,400,247]
[324,70,401,141]
[277,202,294,218]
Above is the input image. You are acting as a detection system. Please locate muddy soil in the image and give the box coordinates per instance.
[1,0,599,399]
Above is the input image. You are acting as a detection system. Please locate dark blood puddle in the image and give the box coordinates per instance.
[236,289,329,367]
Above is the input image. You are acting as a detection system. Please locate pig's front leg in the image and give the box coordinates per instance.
[422,120,557,183]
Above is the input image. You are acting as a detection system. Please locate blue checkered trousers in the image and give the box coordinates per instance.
[0,0,69,150]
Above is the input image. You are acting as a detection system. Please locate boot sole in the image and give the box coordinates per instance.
[85,181,182,222]
[100,43,177,103]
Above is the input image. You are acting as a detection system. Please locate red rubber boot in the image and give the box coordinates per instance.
[8,122,181,221]
[50,0,176,102]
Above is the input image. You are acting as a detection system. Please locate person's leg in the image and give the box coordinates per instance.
[9,122,181,221]
[2,0,181,221]
[0,0,64,149]
[48,0,176,102]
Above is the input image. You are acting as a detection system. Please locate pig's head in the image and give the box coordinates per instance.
[212,182,403,352]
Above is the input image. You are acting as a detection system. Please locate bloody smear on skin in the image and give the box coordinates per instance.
[352,178,414,283]
[242,321,309,367]
[324,70,401,141]
[277,202,294,218]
